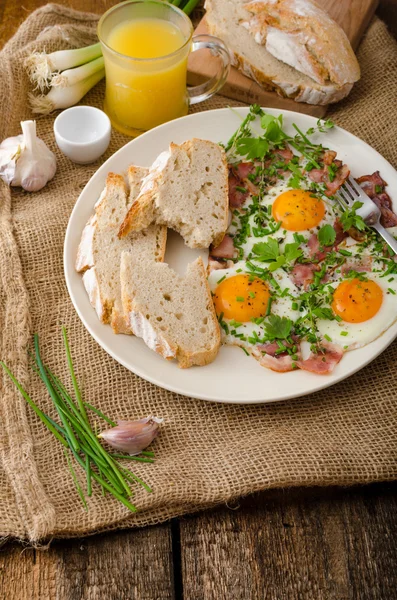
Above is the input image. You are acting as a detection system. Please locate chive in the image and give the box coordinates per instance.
[265,297,273,316]
[241,347,249,356]
[217,275,226,284]
[33,335,80,452]
[84,402,117,427]
[324,334,332,342]
[248,291,255,298]
[292,302,298,310]
[64,450,88,511]
[236,296,245,302]
[338,249,352,257]
[388,278,394,282]
[388,288,396,295]
[62,327,88,424]
[110,453,154,464]
[375,185,382,193]
[340,331,348,336]
[236,268,242,273]
[236,186,247,193]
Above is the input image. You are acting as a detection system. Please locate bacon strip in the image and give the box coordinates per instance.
[235,162,256,180]
[255,337,301,373]
[296,342,344,375]
[258,353,296,373]
[209,235,235,259]
[341,257,372,276]
[275,146,293,163]
[308,151,349,197]
[290,263,320,289]
[356,171,397,228]
[228,169,249,208]
[308,219,347,262]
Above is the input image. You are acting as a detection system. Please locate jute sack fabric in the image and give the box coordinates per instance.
[0,4,396,543]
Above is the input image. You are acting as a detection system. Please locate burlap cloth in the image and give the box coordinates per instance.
[0,4,396,543]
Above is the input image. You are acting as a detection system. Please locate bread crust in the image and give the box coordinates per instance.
[76,170,167,334]
[244,0,360,87]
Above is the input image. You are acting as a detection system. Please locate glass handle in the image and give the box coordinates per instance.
[188,35,231,105]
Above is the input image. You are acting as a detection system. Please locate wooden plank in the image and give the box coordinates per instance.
[179,483,397,600]
[187,0,378,115]
[0,526,176,600]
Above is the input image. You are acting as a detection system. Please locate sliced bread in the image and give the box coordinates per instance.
[120,253,221,368]
[118,138,229,249]
[205,0,359,105]
[76,168,167,334]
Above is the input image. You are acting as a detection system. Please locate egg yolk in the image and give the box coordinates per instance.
[213,275,270,322]
[331,278,383,323]
[272,190,325,231]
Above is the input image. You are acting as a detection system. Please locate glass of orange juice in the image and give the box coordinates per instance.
[97,0,230,136]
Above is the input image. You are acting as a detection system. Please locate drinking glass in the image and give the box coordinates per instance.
[97,0,230,136]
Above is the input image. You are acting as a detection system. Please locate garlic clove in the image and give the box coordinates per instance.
[98,416,162,455]
[0,120,56,192]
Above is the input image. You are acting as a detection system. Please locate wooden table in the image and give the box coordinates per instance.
[1,1,397,598]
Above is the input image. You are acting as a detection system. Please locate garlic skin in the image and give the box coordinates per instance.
[0,120,56,192]
[98,416,162,455]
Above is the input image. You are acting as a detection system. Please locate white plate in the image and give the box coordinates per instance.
[64,107,397,404]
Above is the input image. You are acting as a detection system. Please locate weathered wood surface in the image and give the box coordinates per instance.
[0,1,397,599]
[0,525,176,600]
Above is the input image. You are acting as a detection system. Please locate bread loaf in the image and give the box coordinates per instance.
[205,0,360,105]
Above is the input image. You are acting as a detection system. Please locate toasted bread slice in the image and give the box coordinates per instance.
[76,168,167,333]
[118,138,229,249]
[120,253,221,368]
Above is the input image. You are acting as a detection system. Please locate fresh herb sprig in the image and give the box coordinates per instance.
[251,238,302,272]
[1,328,154,512]
[227,106,334,170]
[340,201,366,232]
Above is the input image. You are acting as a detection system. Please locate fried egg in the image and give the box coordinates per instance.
[317,273,397,349]
[208,262,302,348]
[235,182,337,259]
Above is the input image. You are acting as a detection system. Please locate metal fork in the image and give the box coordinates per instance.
[335,176,397,254]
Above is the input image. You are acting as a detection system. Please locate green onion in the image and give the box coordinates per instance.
[236,296,245,302]
[25,42,102,91]
[30,67,105,115]
[1,328,156,513]
[340,331,348,336]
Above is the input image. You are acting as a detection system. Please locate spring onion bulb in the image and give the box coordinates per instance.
[25,42,102,91]
[29,67,105,115]
[51,56,104,88]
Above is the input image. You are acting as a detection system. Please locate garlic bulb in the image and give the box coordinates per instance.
[0,120,56,192]
[98,416,162,455]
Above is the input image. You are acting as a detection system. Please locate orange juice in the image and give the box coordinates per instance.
[103,18,189,134]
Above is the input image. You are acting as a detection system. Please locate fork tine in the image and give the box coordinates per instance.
[343,180,357,200]
[347,176,364,196]
[335,192,348,210]
[338,186,354,205]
